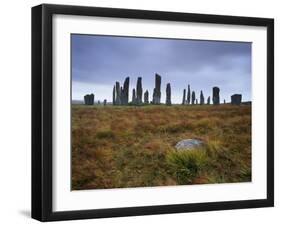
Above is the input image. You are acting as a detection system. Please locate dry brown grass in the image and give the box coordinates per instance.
[71,104,251,190]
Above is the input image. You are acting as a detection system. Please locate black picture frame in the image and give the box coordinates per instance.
[32,3,274,222]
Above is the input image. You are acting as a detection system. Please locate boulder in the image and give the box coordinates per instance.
[175,139,204,151]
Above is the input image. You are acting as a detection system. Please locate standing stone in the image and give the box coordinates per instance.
[97,100,100,105]
[224,99,226,104]
[207,96,210,105]
[122,77,129,105]
[191,91,195,105]
[144,90,149,104]
[132,88,136,104]
[212,87,220,105]
[84,94,94,105]
[166,83,172,106]
[182,89,186,105]
[103,99,107,106]
[200,90,204,105]
[136,77,143,104]
[113,85,116,105]
[89,93,94,105]
[115,82,121,105]
[84,94,89,105]
[231,94,242,105]
[119,85,123,105]
[196,99,198,105]
[187,84,191,105]
[152,88,156,104]
[152,73,161,104]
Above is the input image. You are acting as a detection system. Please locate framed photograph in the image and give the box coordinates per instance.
[32,4,274,221]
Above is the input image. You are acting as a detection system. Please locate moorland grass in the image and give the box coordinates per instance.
[71,104,251,190]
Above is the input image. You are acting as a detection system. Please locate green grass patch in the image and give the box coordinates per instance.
[166,149,207,184]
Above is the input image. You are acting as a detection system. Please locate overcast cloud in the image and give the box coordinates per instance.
[72,34,251,104]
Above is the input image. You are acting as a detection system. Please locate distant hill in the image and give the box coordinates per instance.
[72,100,113,105]
[72,100,84,105]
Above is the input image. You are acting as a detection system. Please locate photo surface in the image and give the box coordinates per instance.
[71,34,252,190]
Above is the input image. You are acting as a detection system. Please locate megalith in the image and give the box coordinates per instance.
[136,77,143,104]
[191,91,195,105]
[144,90,149,104]
[231,94,242,105]
[187,84,191,105]
[115,82,121,105]
[132,88,136,104]
[182,89,186,105]
[207,96,210,105]
[166,83,172,106]
[212,87,220,105]
[112,85,116,105]
[200,90,204,105]
[122,77,129,105]
[152,73,161,104]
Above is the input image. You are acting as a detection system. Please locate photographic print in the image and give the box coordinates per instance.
[32,4,273,221]
[71,34,252,190]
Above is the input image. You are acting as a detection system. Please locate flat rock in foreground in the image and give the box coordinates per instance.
[175,139,204,151]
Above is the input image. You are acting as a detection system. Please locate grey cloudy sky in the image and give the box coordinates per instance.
[72,34,251,104]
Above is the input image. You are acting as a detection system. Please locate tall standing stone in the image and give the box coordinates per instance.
[182,89,186,105]
[191,91,195,105]
[231,94,242,105]
[152,73,161,104]
[166,83,171,106]
[187,84,191,105]
[136,77,143,104]
[152,88,156,104]
[200,90,204,105]
[120,86,124,105]
[207,96,210,105]
[224,99,226,104]
[113,85,116,105]
[115,82,121,105]
[196,99,198,105]
[122,77,129,105]
[132,88,136,104]
[103,99,107,106]
[212,87,220,105]
[144,90,149,104]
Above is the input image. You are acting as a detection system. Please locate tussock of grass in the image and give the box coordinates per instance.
[72,105,251,190]
[166,149,207,184]
[165,139,252,185]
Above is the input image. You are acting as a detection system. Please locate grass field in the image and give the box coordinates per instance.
[71,104,251,190]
